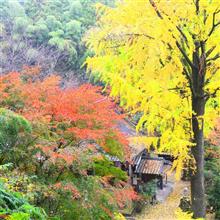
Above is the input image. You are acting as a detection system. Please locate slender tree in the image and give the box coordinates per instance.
[86,0,220,217]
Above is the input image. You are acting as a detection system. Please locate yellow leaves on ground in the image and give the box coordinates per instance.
[175,208,194,220]
[136,174,190,220]
[175,208,204,220]
[113,212,126,220]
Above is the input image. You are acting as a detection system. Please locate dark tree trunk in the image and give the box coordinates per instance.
[191,96,205,218]
[190,48,206,218]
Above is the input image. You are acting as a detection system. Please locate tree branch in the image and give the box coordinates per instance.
[206,46,216,57]
[149,0,163,19]
[176,26,189,48]
[183,67,196,97]
[211,87,220,98]
[195,0,200,14]
[206,9,220,39]
[205,87,220,101]
[176,41,195,69]
[205,67,220,85]
[126,33,155,40]
[105,43,126,49]
[203,10,208,24]
[101,32,154,45]
[207,53,220,62]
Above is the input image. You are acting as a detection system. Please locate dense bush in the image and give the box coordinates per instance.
[0,172,46,220]
[0,108,31,152]
[139,180,157,199]
[93,159,128,181]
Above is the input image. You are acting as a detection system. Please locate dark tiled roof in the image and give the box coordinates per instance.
[132,148,148,165]
[132,148,172,175]
[135,158,164,175]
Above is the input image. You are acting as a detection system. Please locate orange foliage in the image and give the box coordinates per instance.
[209,118,220,147]
[0,67,130,162]
[22,65,41,76]
[53,182,81,199]
[205,147,220,159]
[113,187,140,208]
[36,144,76,165]
[99,205,113,218]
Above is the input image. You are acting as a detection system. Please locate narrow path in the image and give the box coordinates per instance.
[135,176,190,220]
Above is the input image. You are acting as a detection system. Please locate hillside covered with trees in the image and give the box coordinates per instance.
[0,0,113,79]
[0,0,220,220]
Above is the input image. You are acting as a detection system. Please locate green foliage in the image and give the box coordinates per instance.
[0,181,46,220]
[8,212,29,220]
[93,159,127,181]
[73,176,115,220]
[204,145,220,218]
[0,89,25,112]
[43,176,115,220]
[139,180,157,198]
[18,204,47,220]
[104,134,125,160]
[0,108,31,153]
[0,163,13,171]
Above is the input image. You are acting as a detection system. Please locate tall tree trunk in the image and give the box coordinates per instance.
[190,49,206,218]
[191,96,206,218]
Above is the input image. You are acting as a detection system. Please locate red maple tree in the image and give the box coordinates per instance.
[0,66,130,163]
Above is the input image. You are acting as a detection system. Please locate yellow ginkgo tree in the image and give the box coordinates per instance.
[86,0,220,218]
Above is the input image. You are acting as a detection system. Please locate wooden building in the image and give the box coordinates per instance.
[131,149,172,190]
[105,148,173,191]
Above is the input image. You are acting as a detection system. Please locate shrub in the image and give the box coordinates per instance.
[0,181,47,220]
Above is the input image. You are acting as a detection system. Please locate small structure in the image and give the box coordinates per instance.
[105,154,123,167]
[157,152,175,162]
[131,149,172,190]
